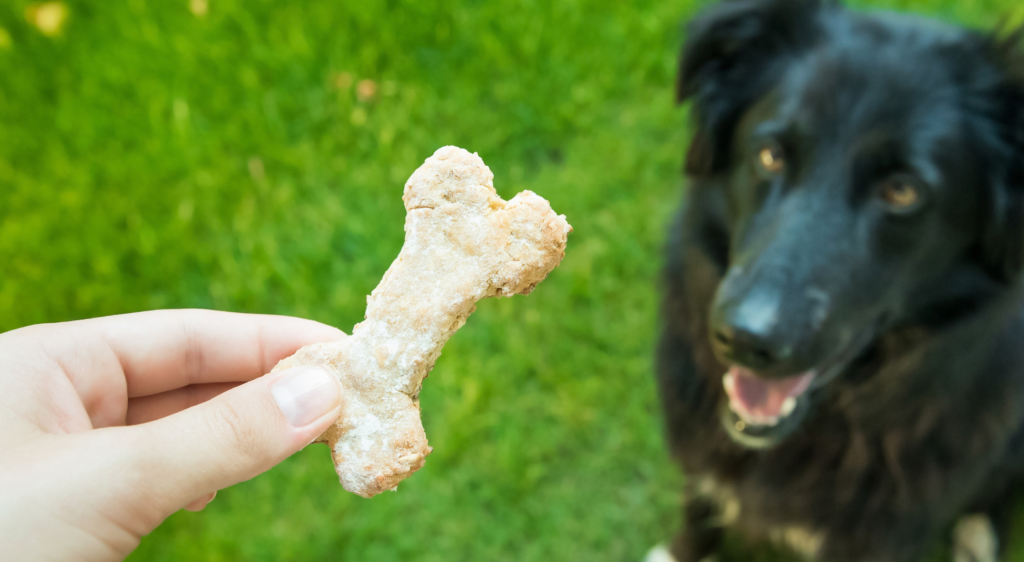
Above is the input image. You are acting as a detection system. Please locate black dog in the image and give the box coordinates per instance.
[656,1,1024,561]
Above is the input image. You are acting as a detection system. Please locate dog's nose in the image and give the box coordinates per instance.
[713,324,788,370]
[711,295,793,371]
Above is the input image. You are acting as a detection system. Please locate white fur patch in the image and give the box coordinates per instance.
[769,526,825,559]
[642,545,678,562]
[953,514,998,562]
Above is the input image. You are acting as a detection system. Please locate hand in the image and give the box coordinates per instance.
[0,310,346,562]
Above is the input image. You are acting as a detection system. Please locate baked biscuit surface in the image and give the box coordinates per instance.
[272,146,571,497]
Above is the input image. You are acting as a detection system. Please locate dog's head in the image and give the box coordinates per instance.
[679,0,1024,448]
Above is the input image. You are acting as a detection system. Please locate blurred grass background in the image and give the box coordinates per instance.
[1,0,1023,560]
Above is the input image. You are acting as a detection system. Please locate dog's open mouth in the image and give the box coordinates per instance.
[723,367,815,427]
[719,368,816,450]
[717,327,879,449]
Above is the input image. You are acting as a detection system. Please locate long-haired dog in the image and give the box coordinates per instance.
[657,1,1024,560]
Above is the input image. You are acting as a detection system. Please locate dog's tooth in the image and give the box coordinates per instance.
[723,372,735,394]
[781,397,797,418]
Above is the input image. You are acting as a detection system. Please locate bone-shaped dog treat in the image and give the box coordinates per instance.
[271,146,571,497]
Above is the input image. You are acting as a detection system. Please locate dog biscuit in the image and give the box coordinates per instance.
[272,146,572,497]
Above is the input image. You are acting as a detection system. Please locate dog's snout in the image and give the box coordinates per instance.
[711,291,794,372]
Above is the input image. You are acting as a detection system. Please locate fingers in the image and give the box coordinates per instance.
[0,310,346,430]
[0,323,127,432]
[96,310,346,397]
[114,365,342,521]
[125,383,240,425]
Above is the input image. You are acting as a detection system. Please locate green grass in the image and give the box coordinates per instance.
[0,0,1022,560]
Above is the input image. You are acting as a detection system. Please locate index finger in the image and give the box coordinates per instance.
[94,309,346,397]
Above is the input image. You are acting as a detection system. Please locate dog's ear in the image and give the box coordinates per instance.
[982,27,1024,280]
[678,0,833,176]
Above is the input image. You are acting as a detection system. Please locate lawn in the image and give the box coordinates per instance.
[1,0,1023,560]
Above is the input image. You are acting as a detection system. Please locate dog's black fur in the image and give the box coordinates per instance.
[657,1,1024,561]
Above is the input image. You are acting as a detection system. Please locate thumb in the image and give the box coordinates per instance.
[123,365,342,517]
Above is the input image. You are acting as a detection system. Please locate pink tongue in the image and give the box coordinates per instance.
[723,367,815,424]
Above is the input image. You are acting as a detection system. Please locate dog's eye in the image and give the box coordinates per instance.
[878,177,924,213]
[756,143,785,176]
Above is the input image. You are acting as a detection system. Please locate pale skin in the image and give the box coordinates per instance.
[0,309,346,562]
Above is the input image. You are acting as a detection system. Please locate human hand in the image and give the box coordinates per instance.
[0,310,346,561]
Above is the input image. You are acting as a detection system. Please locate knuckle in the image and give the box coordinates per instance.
[179,311,205,385]
[206,401,264,462]
[184,384,205,408]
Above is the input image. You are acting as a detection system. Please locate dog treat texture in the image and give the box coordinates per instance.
[271,146,572,497]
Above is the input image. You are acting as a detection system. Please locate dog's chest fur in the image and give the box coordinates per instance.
[695,475,826,559]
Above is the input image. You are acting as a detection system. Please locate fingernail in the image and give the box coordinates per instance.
[271,366,341,427]
[184,491,217,512]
